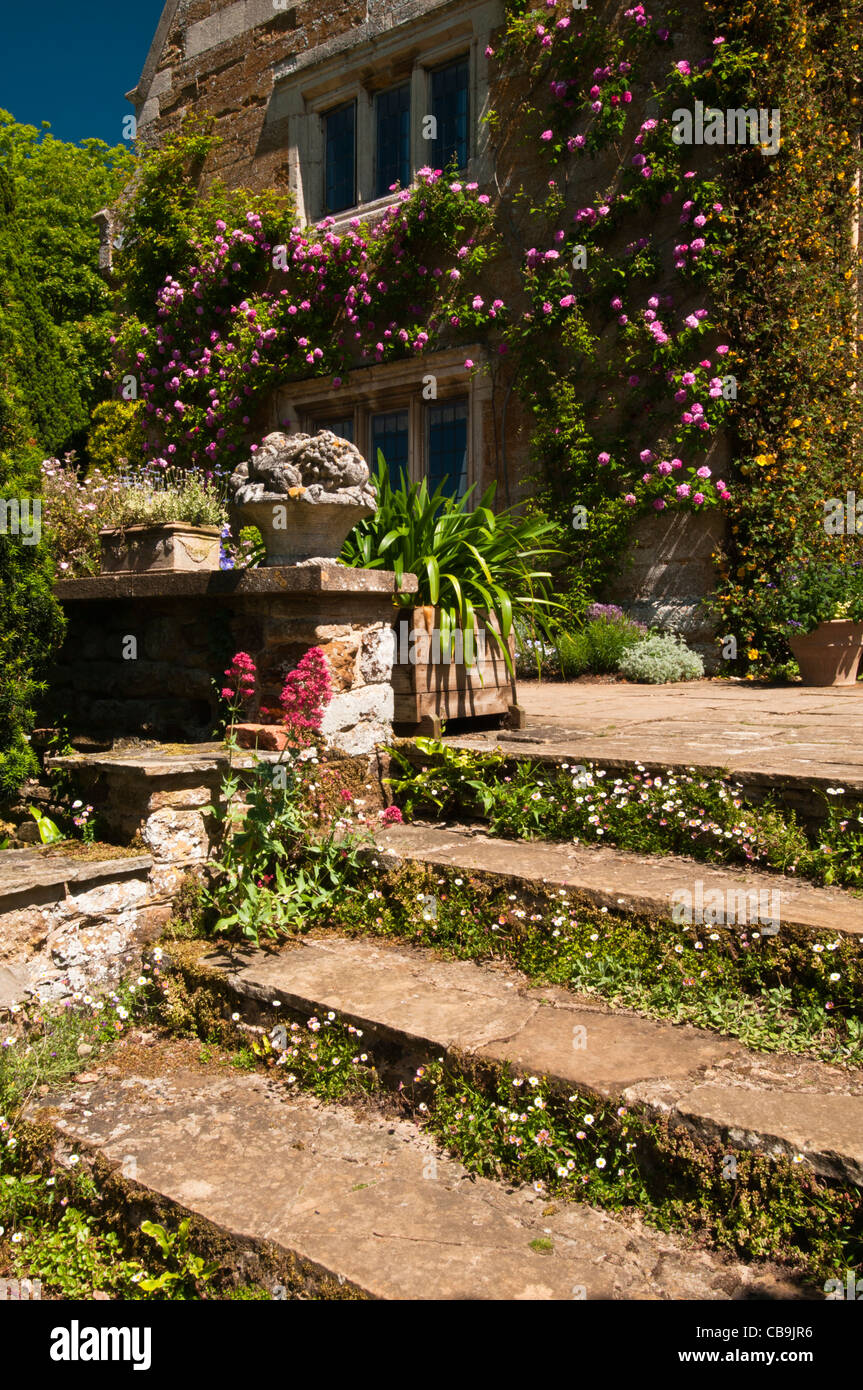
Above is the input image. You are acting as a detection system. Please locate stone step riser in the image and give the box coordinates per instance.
[166,941,863,1190]
[369,824,863,943]
[396,742,858,826]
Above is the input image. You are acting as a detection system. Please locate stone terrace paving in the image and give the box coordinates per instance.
[457,679,863,791]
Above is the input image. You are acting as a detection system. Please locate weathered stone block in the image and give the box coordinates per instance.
[321,685,394,756]
[143,808,212,863]
[147,786,213,811]
[360,626,395,684]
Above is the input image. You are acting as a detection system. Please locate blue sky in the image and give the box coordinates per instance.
[0,0,165,146]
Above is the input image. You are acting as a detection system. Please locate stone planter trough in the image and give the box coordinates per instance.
[99,524,221,575]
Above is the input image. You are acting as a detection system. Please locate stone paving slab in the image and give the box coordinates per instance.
[31,1050,808,1300]
[372,821,863,939]
[0,846,153,903]
[203,933,863,1186]
[455,680,863,794]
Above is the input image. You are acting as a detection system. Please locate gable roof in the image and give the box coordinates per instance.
[125,0,183,106]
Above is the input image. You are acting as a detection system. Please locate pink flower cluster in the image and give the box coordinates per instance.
[222,651,256,703]
[279,646,334,745]
[119,170,500,472]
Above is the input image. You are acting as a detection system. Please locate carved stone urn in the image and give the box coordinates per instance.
[228,430,376,565]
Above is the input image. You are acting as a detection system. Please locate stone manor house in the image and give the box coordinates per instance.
[123,0,725,639]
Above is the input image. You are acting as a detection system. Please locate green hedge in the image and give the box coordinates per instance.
[0,447,65,800]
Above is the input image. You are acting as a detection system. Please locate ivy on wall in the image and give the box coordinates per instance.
[112,120,501,474]
[704,0,863,671]
[486,0,863,653]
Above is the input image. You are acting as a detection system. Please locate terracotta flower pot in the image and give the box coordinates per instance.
[789,620,863,686]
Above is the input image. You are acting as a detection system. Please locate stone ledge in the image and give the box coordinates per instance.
[46,743,260,780]
[372,821,863,939]
[0,847,154,904]
[54,564,417,603]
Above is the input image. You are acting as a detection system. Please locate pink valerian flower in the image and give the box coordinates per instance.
[280,647,333,746]
[222,652,257,702]
[379,805,404,824]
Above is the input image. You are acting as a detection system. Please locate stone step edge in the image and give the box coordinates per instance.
[399,738,863,808]
[364,823,863,941]
[170,938,863,1190]
[25,1113,367,1301]
[0,850,154,897]
[25,1041,816,1302]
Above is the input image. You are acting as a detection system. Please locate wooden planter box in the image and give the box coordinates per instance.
[99,524,221,575]
[391,605,524,735]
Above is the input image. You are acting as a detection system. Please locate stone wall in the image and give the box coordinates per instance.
[49,565,417,756]
[0,849,170,1006]
[606,510,727,668]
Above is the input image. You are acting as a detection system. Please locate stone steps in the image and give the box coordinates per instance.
[371,821,863,940]
[192,933,863,1187]
[29,1037,810,1300]
[418,731,863,823]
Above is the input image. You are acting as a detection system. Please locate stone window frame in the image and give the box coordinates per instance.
[271,347,490,499]
[272,2,500,228]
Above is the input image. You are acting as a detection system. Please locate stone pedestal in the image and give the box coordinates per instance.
[51,565,417,756]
